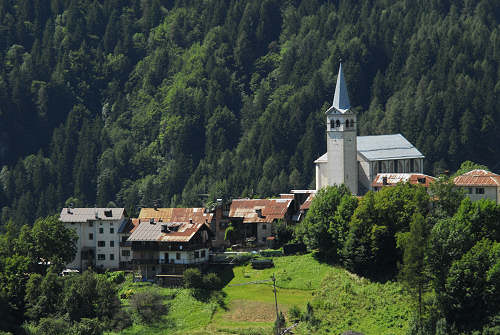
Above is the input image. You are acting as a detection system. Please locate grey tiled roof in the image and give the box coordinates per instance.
[357,134,424,161]
[59,208,125,222]
[314,134,424,163]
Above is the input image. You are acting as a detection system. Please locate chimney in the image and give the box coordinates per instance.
[382,176,388,185]
[149,218,155,224]
[255,208,263,218]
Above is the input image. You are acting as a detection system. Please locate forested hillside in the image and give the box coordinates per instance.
[1,0,500,227]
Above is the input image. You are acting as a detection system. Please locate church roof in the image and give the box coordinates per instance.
[357,134,424,161]
[314,134,424,163]
[326,63,351,114]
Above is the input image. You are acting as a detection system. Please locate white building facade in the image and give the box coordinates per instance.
[60,208,127,271]
[315,64,424,195]
[454,169,500,204]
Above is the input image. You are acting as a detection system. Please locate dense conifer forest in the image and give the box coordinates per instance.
[1,0,500,228]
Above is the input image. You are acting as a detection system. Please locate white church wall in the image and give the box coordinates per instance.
[357,155,371,193]
[315,163,329,190]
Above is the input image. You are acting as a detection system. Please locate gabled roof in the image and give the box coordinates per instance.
[138,208,213,223]
[357,134,424,161]
[127,219,210,242]
[118,219,140,234]
[229,198,293,223]
[300,193,315,210]
[60,208,126,223]
[454,169,500,186]
[327,63,351,114]
[314,134,424,163]
[372,173,435,188]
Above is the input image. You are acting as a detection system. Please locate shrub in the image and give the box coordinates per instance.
[232,253,254,264]
[288,305,302,323]
[105,271,125,284]
[203,273,223,291]
[184,268,203,289]
[120,289,134,299]
[259,249,284,257]
[129,292,167,323]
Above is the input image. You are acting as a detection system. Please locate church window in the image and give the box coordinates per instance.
[346,119,349,128]
[336,120,340,127]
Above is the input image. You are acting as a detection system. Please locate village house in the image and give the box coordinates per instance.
[59,207,127,271]
[454,169,500,204]
[228,198,295,247]
[117,218,139,269]
[371,173,436,191]
[314,63,424,195]
[128,208,214,280]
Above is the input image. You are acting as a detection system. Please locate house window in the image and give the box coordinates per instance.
[99,228,104,234]
[122,250,130,257]
[468,188,473,194]
[378,161,382,173]
[335,120,340,127]
[201,250,206,258]
[394,160,398,173]
[350,119,354,128]
[476,188,485,194]
[110,228,114,234]
[330,119,334,130]
[176,253,180,260]
[194,251,199,258]
[345,119,349,128]
[89,221,93,227]
[110,241,114,247]
[98,241,105,247]
[262,224,267,230]
[410,159,415,171]
[110,254,114,260]
[97,254,105,260]
[89,233,93,240]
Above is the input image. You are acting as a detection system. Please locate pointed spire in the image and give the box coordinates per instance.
[332,63,351,113]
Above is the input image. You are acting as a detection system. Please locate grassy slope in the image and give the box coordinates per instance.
[113,254,411,335]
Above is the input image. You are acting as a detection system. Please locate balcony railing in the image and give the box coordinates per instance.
[132,243,208,251]
[133,258,207,265]
[132,259,159,265]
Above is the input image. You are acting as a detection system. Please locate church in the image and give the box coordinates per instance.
[314,64,424,195]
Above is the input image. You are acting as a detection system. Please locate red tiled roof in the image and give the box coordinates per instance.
[372,173,436,188]
[138,208,214,223]
[300,194,315,210]
[453,169,500,186]
[229,199,292,223]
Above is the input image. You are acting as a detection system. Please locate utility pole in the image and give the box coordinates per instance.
[272,274,280,335]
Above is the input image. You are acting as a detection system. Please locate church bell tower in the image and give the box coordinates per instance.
[326,63,358,195]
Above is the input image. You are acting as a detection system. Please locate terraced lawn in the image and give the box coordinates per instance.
[113,253,412,335]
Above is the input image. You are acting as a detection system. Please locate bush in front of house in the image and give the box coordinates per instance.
[259,249,284,257]
[129,291,168,323]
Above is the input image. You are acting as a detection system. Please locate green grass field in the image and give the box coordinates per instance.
[112,253,412,335]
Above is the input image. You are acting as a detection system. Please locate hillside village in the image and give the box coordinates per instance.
[59,65,500,283]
